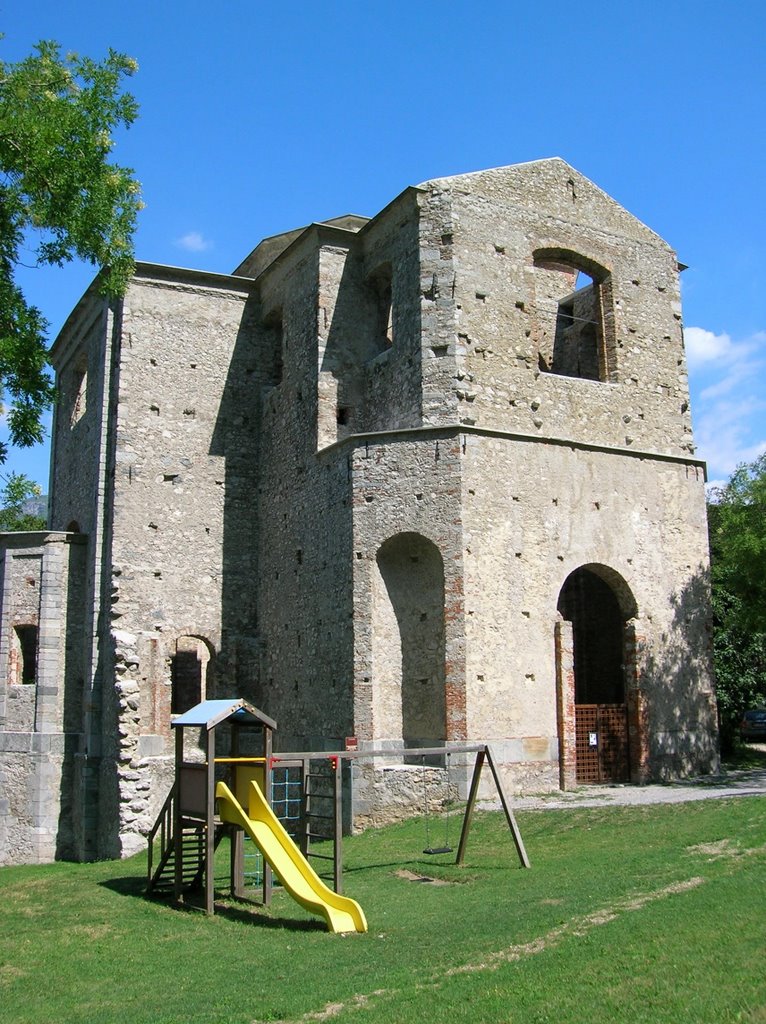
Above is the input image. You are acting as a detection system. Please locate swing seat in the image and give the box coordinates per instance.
[423,846,453,855]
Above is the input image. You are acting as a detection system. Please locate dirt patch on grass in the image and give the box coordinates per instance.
[395,869,452,886]
[687,838,766,861]
[0,964,27,986]
[686,838,739,859]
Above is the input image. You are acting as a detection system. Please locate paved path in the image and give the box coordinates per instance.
[483,750,766,812]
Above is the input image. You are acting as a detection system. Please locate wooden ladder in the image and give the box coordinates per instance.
[146,784,206,896]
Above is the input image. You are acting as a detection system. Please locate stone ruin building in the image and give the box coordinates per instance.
[0,159,719,865]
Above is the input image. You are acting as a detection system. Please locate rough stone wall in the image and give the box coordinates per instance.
[48,293,112,535]
[459,435,717,794]
[349,434,466,747]
[0,533,86,865]
[358,195,424,434]
[255,234,357,749]
[422,161,694,456]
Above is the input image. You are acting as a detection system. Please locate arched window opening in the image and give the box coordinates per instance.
[533,251,614,382]
[10,624,38,685]
[373,533,446,749]
[171,636,213,714]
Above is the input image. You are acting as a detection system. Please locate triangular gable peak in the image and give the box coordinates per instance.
[419,158,672,251]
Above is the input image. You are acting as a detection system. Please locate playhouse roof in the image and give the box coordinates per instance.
[171,699,276,731]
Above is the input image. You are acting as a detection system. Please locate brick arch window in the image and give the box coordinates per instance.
[533,249,616,382]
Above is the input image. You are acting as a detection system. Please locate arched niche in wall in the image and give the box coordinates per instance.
[170,635,215,715]
[372,532,446,749]
[532,249,616,382]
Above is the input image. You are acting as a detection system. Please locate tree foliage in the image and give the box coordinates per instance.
[0,39,141,461]
[0,472,46,531]
[708,453,766,747]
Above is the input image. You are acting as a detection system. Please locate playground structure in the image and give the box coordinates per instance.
[146,699,528,933]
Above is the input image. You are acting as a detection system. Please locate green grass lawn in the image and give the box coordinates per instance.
[1,797,765,1024]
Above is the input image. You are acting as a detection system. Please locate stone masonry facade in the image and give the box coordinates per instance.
[0,159,719,863]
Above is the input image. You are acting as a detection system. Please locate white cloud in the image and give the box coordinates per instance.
[686,326,766,479]
[683,326,733,367]
[175,231,212,253]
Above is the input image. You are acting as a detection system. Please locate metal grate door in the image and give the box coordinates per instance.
[575,703,630,784]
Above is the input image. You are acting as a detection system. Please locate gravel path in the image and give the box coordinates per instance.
[483,748,766,812]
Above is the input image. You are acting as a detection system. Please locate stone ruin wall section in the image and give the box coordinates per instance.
[460,433,718,793]
[255,239,358,750]
[48,294,113,536]
[0,533,86,865]
[101,270,259,854]
[349,433,466,747]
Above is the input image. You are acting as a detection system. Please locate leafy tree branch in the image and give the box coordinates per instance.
[0,39,142,462]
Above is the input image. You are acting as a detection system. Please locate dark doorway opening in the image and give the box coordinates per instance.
[171,636,213,715]
[558,567,630,783]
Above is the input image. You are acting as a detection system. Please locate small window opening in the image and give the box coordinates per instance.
[11,625,38,684]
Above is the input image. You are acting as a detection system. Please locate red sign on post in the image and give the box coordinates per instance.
[345,736,358,751]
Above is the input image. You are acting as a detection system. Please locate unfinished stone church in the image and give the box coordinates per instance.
[0,159,719,865]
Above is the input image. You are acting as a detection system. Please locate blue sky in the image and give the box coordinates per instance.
[4,0,765,492]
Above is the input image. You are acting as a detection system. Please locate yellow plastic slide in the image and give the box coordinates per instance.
[215,780,367,934]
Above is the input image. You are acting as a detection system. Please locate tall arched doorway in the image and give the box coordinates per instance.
[372,533,446,749]
[557,565,636,784]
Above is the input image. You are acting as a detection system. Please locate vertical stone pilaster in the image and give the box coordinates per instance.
[555,618,576,790]
[625,620,650,784]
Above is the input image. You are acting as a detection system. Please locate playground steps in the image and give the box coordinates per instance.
[147,820,207,896]
[147,782,223,898]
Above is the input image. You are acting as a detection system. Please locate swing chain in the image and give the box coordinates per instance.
[422,751,453,856]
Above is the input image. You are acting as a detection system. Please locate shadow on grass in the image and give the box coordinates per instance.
[722,744,766,771]
[97,876,325,931]
[343,856,449,875]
